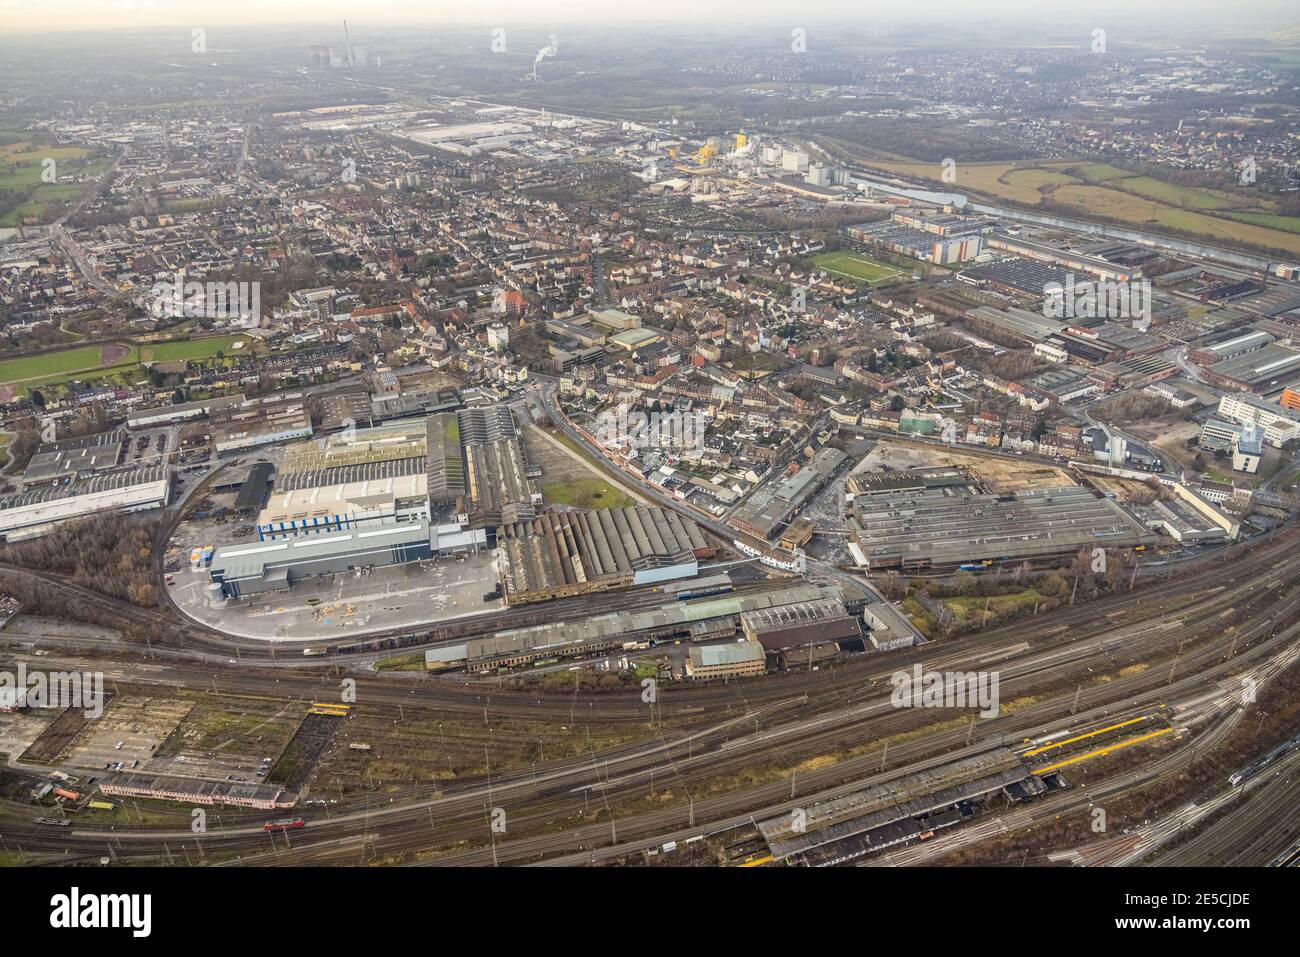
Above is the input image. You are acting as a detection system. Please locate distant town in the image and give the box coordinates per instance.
[1,12,1299,886]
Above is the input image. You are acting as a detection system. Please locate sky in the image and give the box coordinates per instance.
[2,0,1297,35]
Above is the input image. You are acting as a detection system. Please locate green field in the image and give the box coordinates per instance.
[1067,162,1137,184]
[812,251,902,283]
[1003,168,1079,190]
[1110,175,1240,210]
[0,142,95,225]
[544,478,635,510]
[1224,211,1300,235]
[0,335,251,391]
[140,335,249,363]
[0,344,128,385]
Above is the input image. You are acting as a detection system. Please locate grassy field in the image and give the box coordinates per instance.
[139,335,249,363]
[812,250,902,283]
[0,335,251,391]
[544,478,636,510]
[816,136,1300,258]
[0,343,135,385]
[1224,211,1300,235]
[1003,168,1079,190]
[1050,184,1300,257]
[0,142,95,225]
[1067,162,1136,184]
[1109,176,1240,210]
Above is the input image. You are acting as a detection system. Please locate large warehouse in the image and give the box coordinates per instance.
[259,422,432,538]
[1203,344,1300,393]
[210,394,314,453]
[256,469,430,539]
[740,596,861,651]
[0,465,171,540]
[848,484,1158,571]
[424,582,840,671]
[209,520,432,598]
[427,407,537,529]
[23,429,125,486]
[497,505,711,606]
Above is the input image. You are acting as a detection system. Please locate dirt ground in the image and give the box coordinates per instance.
[1088,474,1164,503]
[1130,419,1201,472]
[858,439,1075,493]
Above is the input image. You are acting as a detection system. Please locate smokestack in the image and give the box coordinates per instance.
[532,34,558,78]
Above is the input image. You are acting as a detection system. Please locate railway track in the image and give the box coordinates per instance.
[10,520,1297,866]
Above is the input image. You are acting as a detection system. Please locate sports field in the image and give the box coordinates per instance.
[0,335,252,390]
[813,250,902,283]
[139,335,249,363]
[0,343,137,385]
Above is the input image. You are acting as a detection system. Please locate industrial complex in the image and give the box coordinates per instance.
[0,464,171,540]
[845,466,1158,571]
[8,15,1300,887]
[496,505,710,605]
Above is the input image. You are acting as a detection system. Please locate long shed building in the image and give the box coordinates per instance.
[497,505,710,606]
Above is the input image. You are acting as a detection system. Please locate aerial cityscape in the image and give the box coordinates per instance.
[1,0,1298,918]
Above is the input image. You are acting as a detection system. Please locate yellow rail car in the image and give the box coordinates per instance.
[309,702,352,716]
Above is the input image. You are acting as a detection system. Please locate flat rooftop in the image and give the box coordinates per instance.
[211,519,430,582]
[852,484,1157,568]
[0,463,168,511]
[23,429,123,483]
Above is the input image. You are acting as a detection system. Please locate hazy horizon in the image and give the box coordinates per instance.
[4,0,1300,37]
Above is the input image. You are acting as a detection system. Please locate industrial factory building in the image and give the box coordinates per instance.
[0,465,171,540]
[22,429,125,485]
[496,505,710,605]
[209,394,314,453]
[209,520,432,598]
[256,469,430,539]
[848,484,1157,571]
[126,393,246,429]
[258,422,432,538]
[740,596,862,651]
[426,407,536,530]
[730,446,847,540]
[457,406,537,528]
[1203,344,1300,393]
[424,582,841,672]
[685,640,767,680]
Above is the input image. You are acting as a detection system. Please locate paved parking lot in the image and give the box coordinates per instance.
[125,423,181,467]
[61,695,191,775]
[172,549,505,641]
[0,710,57,766]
